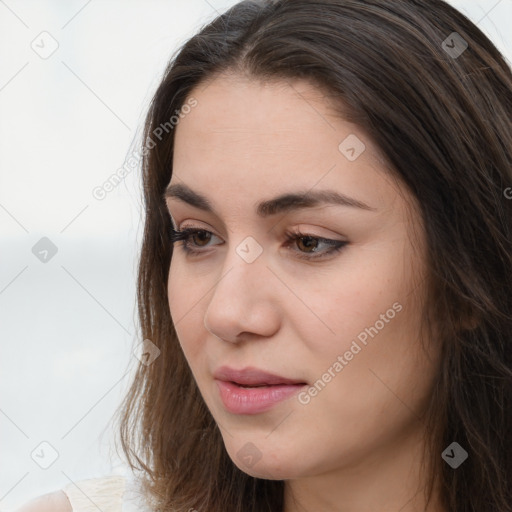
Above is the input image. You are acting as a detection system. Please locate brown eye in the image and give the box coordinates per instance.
[191,230,212,247]
[170,226,347,261]
[296,236,319,253]
[283,230,348,261]
[169,227,223,255]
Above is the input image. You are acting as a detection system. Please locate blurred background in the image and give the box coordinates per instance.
[1,0,511,509]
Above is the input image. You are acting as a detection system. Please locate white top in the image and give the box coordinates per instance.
[61,471,155,512]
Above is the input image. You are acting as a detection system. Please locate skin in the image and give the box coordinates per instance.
[166,73,444,512]
[14,491,71,512]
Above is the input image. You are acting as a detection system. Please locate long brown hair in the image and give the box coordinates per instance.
[112,1,512,510]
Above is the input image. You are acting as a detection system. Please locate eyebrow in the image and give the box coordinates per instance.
[164,183,377,216]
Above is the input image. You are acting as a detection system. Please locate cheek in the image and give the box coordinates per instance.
[168,253,200,316]
[290,240,411,359]
[167,256,182,321]
[167,256,209,366]
[168,257,194,349]
[298,240,432,423]
[295,234,430,401]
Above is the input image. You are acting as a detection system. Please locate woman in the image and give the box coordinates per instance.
[17,0,512,511]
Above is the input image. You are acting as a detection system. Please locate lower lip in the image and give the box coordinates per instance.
[215,379,306,414]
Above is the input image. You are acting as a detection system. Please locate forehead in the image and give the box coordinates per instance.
[174,73,363,155]
[170,73,398,215]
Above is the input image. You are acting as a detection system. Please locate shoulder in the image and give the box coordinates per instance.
[14,490,72,512]
[14,475,127,512]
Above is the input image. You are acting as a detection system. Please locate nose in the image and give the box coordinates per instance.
[203,247,281,344]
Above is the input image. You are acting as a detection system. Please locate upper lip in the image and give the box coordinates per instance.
[214,365,307,386]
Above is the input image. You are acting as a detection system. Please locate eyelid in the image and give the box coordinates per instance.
[169,225,348,261]
[178,221,223,238]
[175,222,344,244]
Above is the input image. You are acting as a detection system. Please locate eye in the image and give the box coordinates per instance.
[169,227,221,253]
[283,229,348,260]
[169,226,348,260]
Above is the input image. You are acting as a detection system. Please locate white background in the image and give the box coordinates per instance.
[1,0,511,509]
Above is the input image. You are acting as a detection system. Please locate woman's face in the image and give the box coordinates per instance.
[166,73,439,480]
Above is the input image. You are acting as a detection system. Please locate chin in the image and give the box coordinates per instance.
[232,457,300,480]
[223,438,306,480]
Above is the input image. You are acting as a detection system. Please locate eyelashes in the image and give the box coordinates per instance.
[169,226,348,261]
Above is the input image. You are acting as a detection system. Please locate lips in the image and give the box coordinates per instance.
[213,365,307,387]
[213,366,308,414]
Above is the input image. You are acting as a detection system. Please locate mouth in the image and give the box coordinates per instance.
[213,366,308,415]
[229,381,305,388]
[235,383,277,388]
[213,365,307,387]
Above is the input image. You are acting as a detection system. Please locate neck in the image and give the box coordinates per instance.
[283,423,445,512]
